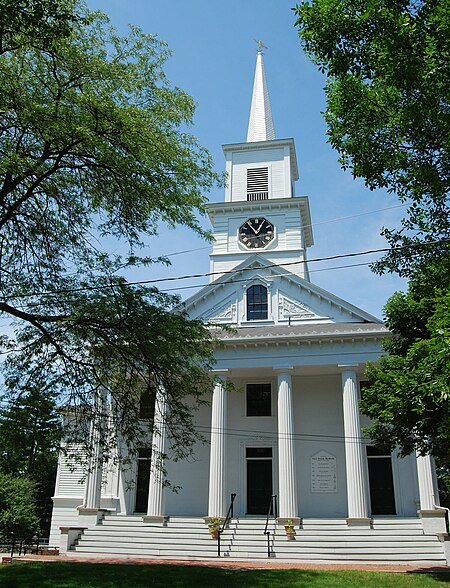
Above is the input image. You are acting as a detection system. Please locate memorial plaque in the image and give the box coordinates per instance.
[311,451,337,493]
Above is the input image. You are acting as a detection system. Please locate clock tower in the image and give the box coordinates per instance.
[207,49,313,282]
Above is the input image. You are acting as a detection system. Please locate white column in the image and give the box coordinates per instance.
[416,452,446,534]
[84,445,103,509]
[417,453,437,511]
[276,369,298,519]
[83,390,106,509]
[341,367,369,520]
[147,387,167,517]
[208,372,228,518]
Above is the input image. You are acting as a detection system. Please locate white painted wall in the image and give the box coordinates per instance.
[165,401,211,516]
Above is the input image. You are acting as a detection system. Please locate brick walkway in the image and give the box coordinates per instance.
[4,554,450,574]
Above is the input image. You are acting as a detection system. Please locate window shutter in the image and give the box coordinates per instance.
[247,167,269,200]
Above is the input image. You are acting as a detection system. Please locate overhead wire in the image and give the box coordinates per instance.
[2,236,448,302]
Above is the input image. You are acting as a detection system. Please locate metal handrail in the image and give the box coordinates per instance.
[217,493,237,557]
[263,494,277,558]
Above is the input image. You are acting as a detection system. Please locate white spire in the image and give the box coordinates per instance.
[247,50,275,142]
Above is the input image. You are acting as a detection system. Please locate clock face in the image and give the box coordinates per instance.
[239,218,274,249]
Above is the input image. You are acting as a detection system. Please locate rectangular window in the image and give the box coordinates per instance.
[247,167,269,200]
[139,388,155,419]
[246,383,271,416]
[247,285,268,321]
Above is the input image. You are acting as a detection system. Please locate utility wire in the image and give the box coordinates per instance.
[0,260,376,312]
[3,237,448,301]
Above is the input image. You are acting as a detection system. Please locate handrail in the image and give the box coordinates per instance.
[217,493,236,557]
[263,494,277,558]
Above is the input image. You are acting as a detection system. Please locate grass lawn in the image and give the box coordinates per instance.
[0,562,449,588]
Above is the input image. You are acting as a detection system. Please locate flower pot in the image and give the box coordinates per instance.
[285,525,296,540]
[210,530,219,539]
[286,532,296,541]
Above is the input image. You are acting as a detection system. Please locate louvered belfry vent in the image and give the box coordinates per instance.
[247,167,269,201]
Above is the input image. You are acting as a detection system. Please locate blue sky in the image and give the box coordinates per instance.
[86,0,407,319]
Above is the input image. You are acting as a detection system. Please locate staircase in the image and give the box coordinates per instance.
[68,515,447,565]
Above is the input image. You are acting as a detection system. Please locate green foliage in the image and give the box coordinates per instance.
[294,0,450,276]
[361,274,450,463]
[0,0,84,55]
[0,1,220,468]
[0,473,40,542]
[0,384,60,536]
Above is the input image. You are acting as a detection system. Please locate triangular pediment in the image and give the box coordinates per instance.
[181,255,382,326]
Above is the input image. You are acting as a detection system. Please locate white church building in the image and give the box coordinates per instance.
[50,51,449,564]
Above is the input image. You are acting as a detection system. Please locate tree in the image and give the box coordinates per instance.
[0,0,84,55]
[0,473,40,543]
[0,0,220,466]
[294,0,450,468]
[294,0,450,276]
[0,384,61,536]
[361,273,450,463]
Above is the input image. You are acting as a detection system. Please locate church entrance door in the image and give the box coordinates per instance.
[246,447,273,515]
[134,449,151,513]
[367,447,396,515]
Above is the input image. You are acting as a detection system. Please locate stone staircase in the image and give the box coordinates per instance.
[68,514,447,565]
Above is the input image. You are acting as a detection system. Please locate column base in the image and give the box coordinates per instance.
[418,509,447,534]
[77,507,110,526]
[143,515,169,526]
[346,517,372,529]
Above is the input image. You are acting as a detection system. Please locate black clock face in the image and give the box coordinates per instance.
[239,218,274,249]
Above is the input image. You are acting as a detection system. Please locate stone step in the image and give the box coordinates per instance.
[71,516,447,565]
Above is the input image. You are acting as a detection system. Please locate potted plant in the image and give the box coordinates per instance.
[284,519,296,540]
[208,517,222,539]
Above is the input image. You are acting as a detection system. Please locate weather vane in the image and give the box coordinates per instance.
[254,39,268,53]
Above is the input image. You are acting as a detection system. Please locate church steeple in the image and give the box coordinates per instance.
[206,48,313,283]
[247,49,275,142]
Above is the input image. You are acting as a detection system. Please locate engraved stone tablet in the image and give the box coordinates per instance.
[311,451,337,493]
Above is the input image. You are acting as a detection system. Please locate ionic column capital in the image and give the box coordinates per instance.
[338,364,359,374]
[273,366,294,375]
[210,369,229,379]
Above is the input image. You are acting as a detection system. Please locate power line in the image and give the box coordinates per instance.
[2,237,448,301]
[0,396,379,446]
[0,260,376,312]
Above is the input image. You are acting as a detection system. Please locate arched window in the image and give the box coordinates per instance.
[247,285,268,321]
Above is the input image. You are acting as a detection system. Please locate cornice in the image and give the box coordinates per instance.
[222,137,299,181]
[212,323,390,348]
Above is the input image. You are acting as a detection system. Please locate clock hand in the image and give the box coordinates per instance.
[247,222,258,234]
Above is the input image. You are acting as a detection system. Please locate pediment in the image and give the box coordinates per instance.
[181,255,382,325]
